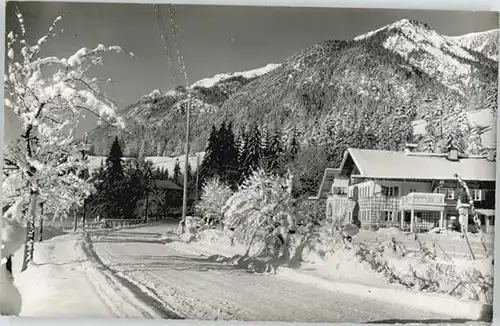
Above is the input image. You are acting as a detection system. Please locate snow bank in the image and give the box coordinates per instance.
[172,227,493,313]
[11,232,162,317]
[0,216,25,316]
[11,234,116,317]
[277,268,492,321]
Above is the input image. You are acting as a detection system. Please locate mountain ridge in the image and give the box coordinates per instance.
[87,19,497,159]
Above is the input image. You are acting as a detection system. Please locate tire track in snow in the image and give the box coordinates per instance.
[90,228,454,322]
[81,232,182,319]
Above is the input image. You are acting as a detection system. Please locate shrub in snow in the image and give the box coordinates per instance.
[222,169,297,257]
[195,177,233,227]
[354,239,494,303]
[3,8,133,272]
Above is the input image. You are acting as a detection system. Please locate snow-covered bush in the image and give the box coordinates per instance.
[196,177,233,227]
[3,8,133,272]
[222,169,297,257]
[354,240,494,303]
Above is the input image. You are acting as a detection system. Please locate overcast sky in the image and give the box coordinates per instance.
[4,2,498,144]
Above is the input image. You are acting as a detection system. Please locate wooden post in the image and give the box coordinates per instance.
[410,209,415,233]
[400,210,404,229]
[439,210,444,229]
[145,188,149,223]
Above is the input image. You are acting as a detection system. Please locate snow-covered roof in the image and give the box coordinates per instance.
[338,148,496,182]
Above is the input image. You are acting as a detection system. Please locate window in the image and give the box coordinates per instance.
[409,188,417,194]
[381,186,399,197]
[348,188,354,198]
[446,188,455,200]
[381,211,395,222]
[472,189,483,201]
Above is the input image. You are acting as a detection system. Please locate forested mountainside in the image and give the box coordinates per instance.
[88,19,497,167]
[447,29,499,62]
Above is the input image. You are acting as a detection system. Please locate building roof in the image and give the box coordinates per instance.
[339,148,496,182]
[153,179,183,190]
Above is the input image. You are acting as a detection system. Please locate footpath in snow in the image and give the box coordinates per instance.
[11,231,161,318]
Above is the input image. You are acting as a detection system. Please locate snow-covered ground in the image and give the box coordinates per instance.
[11,231,161,317]
[89,225,455,322]
[7,222,492,322]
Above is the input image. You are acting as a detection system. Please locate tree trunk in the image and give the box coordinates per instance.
[38,217,44,243]
[38,203,45,243]
[82,199,87,229]
[21,191,38,272]
[73,210,78,232]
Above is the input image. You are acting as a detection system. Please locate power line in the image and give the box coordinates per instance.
[153,4,180,86]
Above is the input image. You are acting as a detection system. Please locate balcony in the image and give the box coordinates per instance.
[400,192,446,211]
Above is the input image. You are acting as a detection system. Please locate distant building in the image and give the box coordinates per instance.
[312,145,496,233]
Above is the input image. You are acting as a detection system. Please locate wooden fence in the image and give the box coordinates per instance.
[81,218,147,229]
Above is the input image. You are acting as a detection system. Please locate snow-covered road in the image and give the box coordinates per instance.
[88,226,454,323]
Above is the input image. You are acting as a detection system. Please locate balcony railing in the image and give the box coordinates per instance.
[400,192,445,209]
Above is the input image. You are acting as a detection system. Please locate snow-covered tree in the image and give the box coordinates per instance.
[195,177,233,227]
[2,9,133,272]
[222,169,297,257]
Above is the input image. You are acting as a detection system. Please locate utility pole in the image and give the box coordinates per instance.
[180,95,191,233]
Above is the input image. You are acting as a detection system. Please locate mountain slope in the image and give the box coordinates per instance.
[88,19,497,158]
[88,64,280,155]
[446,29,499,61]
[216,19,496,141]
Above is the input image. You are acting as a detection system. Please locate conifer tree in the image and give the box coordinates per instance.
[223,121,241,188]
[288,128,300,161]
[200,126,220,184]
[105,137,124,184]
[267,127,285,174]
[173,159,181,184]
[186,161,193,182]
[97,137,126,218]
[242,123,262,178]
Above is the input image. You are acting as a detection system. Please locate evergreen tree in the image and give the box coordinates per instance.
[241,123,262,178]
[261,127,273,168]
[173,159,181,184]
[222,121,240,188]
[288,128,300,161]
[267,127,285,174]
[105,136,124,184]
[186,161,193,182]
[199,126,220,184]
[96,137,126,218]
